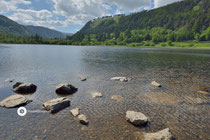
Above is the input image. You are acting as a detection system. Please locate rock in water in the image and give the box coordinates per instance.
[43,97,70,114]
[144,128,173,140]
[78,114,88,125]
[5,78,14,83]
[70,108,80,117]
[56,83,77,95]
[126,110,148,126]
[80,76,87,81]
[13,82,37,94]
[111,95,124,102]
[91,92,103,98]
[151,81,162,87]
[111,77,131,82]
[197,90,209,95]
[0,94,31,108]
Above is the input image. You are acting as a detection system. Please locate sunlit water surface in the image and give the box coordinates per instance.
[0,44,209,140]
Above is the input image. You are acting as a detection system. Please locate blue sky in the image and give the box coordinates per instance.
[0,0,181,33]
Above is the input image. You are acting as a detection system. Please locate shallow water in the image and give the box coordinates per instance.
[0,44,209,140]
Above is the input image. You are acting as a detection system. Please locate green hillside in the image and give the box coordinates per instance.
[0,15,67,39]
[0,15,30,36]
[71,0,210,45]
[26,25,66,39]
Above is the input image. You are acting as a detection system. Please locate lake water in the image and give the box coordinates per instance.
[0,44,209,140]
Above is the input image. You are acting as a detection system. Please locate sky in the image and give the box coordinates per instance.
[0,0,181,33]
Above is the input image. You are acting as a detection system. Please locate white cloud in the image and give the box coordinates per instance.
[52,0,154,25]
[109,0,151,12]
[154,0,182,8]
[0,0,31,14]
[52,0,111,24]
[9,9,64,29]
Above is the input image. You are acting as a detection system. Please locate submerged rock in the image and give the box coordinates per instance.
[0,94,31,108]
[13,82,37,94]
[43,97,70,114]
[78,114,89,125]
[111,95,124,102]
[70,108,80,117]
[143,92,180,106]
[151,81,162,87]
[91,92,103,98]
[111,77,131,82]
[126,110,148,126]
[197,87,210,95]
[56,83,77,95]
[144,128,173,140]
[197,90,209,95]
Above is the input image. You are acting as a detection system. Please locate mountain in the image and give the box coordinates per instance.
[26,25,66,39]
[0,15,67,39]
[63,32,74,37]
[0,15,30,36]
[71,0,210,43]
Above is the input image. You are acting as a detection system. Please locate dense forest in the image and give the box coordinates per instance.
[0,33,72,45]
[70,0,210,46]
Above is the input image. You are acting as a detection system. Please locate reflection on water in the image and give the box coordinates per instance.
[0,44,209,139]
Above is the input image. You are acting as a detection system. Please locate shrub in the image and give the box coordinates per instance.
[167,41,173,46]
[161,43,166,47]
[188,43,194,47]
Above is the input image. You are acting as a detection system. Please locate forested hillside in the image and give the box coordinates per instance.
[0,15,67,39]
[71,0,210,45]
[0,15,30,37]
[26,26,66,39]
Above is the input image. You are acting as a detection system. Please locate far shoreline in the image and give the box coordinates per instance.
[0,42,210,49]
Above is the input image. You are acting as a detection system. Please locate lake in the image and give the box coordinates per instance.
[0,44,209,140]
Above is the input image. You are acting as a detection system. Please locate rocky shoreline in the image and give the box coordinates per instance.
[1,76,209,140]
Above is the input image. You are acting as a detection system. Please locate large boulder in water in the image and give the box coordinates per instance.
[13,82,37,94]
[0,94,32,108]
[144,128,173,140]
[126,110,148,126]
[55,83,77,95]
[43,97,70,114]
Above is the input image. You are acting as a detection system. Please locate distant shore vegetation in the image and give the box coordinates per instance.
[0,26,210,48]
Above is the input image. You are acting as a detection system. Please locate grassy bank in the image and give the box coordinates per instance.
[126,41,210,48]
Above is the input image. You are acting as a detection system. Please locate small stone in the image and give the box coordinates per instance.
[13,82,37,94]
[5,78,14,83]
[43,97,70,114]
[151,81,162,87]
[111,95,124,102]
[197,90,209,95]
[144,128,173,140]
[126,110,148,126]
[91,92,103,98]
[56,83,77,95]
[70,108,80,116]
[111,77,131,82]
[0,94,31,108]
[78,114,88,125]
[80,76,87,81]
